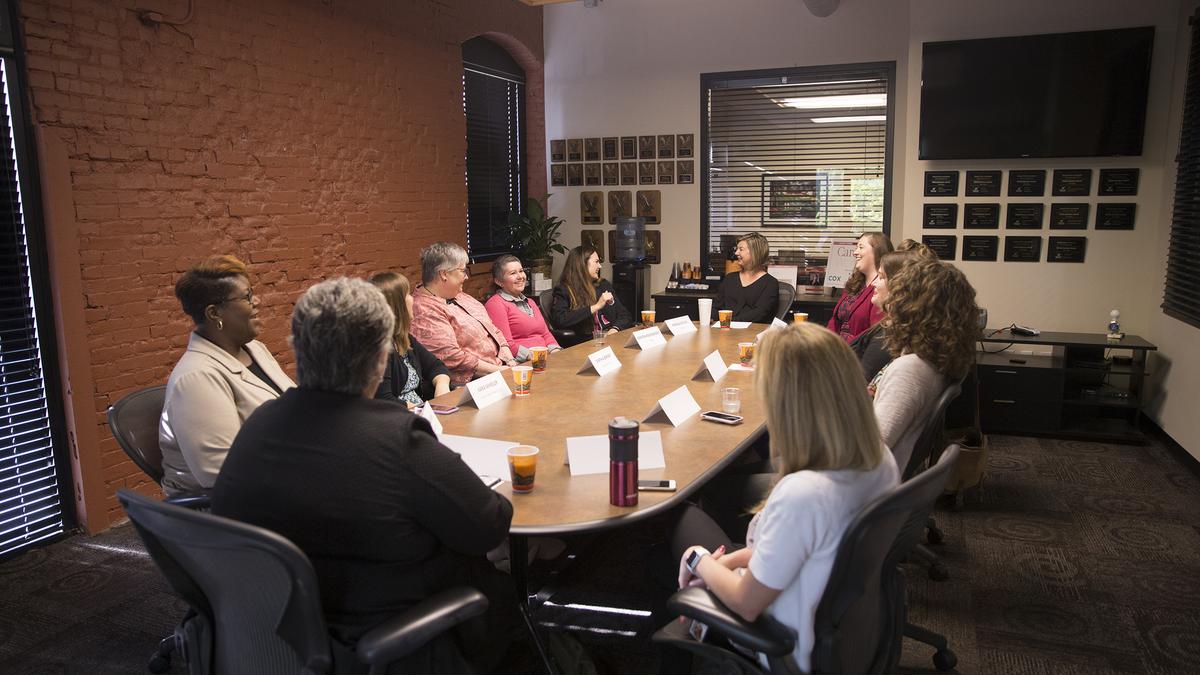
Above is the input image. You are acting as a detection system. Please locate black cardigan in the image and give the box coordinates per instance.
[851,323,893,382]
[715,272,780,324]
[374,336,451,402]
[550,279,634,346]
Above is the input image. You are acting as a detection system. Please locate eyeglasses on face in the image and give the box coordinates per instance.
[219,289,254,304]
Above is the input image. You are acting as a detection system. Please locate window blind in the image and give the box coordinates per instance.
[463,38,526,261]
[1162,8,1200,329]
[702,64,894,274]
[0,57,67,557]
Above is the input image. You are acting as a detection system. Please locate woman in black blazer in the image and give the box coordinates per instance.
[369,272,452,405]
[551,245,634,346]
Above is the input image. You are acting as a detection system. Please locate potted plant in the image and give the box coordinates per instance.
[508,194,567,281]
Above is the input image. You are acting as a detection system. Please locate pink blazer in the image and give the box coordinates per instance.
[411,289,508,387]
[484,293,559,352]
[828,284,884,342]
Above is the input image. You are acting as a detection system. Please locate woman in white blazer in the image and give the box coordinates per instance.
[158,255,294,494]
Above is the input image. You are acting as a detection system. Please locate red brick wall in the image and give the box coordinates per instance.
[20,0,544,530]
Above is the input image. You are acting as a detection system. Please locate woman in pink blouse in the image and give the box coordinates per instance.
[484,255,561,357]
[410,242,517,387]
[828,232,893,342]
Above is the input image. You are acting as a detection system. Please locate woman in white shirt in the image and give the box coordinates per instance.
[673,322,899,672]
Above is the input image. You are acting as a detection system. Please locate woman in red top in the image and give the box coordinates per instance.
[484,255,561,356]
[828,232,893,342]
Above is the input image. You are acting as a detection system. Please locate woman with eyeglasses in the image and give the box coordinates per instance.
[410,241,517,387]
[484,254,561,357]
[158,254,294,495]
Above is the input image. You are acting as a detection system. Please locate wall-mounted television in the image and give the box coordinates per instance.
[919,27,1154,160]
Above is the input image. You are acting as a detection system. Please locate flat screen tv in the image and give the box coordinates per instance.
[919,27,1154,160]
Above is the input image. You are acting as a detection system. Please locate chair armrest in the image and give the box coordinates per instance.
[356,587,488,666]
[667,586,796,658]
[550,328,576,344]
[164,489,211,511]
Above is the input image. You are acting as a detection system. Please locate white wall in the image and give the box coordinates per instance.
[543,0,1200,456]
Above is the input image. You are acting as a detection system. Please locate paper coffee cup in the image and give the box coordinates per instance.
[697,298,713,326]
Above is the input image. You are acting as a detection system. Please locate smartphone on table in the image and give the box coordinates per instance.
[637,479,676,492]
[429,403,459,415]
[700,411,743,425]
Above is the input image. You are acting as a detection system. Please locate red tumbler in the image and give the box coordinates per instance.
[609,417,639,507]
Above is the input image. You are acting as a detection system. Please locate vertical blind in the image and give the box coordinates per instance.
[463,42,525,260]
[1162,8,1200,329]
[702,64,893,273]
[0,58,66,557]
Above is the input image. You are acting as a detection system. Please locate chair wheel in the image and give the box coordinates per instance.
[147,654,171,673]
[926,527,945,545]
[929,562,950,581]
[933,648,957,671]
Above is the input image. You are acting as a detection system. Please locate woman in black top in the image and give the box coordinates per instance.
[551,245,634,346]
[716,232,779,323]
[369,271,452,405]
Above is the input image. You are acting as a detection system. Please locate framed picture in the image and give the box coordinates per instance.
[677,160,694,184]
[644,230,661,264]
[620,162,637,185]
[550,139,566,163]
[636,190,661,224]
[657,134,675,159]
[581,229,605,262]
[584,138,601,162]
[566,139,583,162]
[677,134,694,158]
[620,137,637,160]
[602,137,618,161]
[550,164,566,186]
[584,163,601,186]
[657,160,674,184]
[762,175,826,225]
[580,191,604,225]
[638,161,656,185]
[638,135,656,159]
[567,164,583,186]
[608,190,632,224]
[602,163,619,186]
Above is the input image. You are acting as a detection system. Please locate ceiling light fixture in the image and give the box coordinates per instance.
[810,115,887,123]
[775,93,887,110]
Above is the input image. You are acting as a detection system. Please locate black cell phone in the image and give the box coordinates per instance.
[700,411,743,425]
[637,479,677,491]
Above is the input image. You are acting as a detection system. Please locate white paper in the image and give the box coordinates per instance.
[691,349,729,382]
[664,315,697,335]
[728,363,754,372]
[824,239,858,288]
[710,321,753,330]
[643,385,702,426]
[771,317,788,329]
[767,264,798,286]
[625,325,668,350]
[564,430,666,476]
[439,434,516,484]
[458,371,512,410]
[418,402,443,438]
[577,346,622,376]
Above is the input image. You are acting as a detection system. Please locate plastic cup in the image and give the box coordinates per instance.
[641,309,656,327]
[738,342,755,366]
[793,312,808,323]
[511,366,533,397]
[722,387,741,414]
[530,347,549,372]
[718,309,733,329]
[592,329,606,347]
[697,298,713,326]
[507,445,539,493]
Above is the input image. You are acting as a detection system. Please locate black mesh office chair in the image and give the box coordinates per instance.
[538,287,577,346]
[775,282,796,320]
[903,379,963,582]
[118,490,489,675]
[108,385,211,510]
[652,447,960,674]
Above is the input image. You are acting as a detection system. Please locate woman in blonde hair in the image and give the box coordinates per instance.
[671,322,899,672]
[550,245,633,346]
[715,232,779,323]
[870,258,979,473]
[828,232,893,341]
[369,271,451,407]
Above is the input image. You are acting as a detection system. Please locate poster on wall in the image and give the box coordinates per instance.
[922,235,957,261]
[965,171,1002,196]
[762,176,826,226]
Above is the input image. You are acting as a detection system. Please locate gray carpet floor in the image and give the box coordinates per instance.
[2,433,1199,674]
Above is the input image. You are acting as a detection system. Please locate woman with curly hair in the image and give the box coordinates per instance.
[851,244,938,381]
[869,258,978,472]
[827,232,893,342]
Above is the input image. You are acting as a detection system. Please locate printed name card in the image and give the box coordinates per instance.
[457,371,511,410]
[625,325,668,350]
[710,321,753,330]
[691,349,729,382]
[771,317,788,329]
[564,430,666,476]
[576,346,622,376]
[664,315,697,335]
[643,384,702,426]
[418,402,444,438]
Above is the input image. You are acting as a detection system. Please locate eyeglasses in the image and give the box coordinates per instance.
[220,289,254,304]
[453,267,471,279]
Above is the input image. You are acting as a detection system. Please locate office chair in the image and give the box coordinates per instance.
[538,288,577,346]
[118,490,489,675]
[652,447,960,674]
[903,379,963,582]
[774,282,796,320]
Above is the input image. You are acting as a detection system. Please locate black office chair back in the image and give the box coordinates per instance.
[119,490,332,675]
[901,379,962,480]
[775,282,797,320]
[107,385,167,483]
[537,288,556,327]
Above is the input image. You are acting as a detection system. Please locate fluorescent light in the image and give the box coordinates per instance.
[811,115,886,123]
[776,93,887,110]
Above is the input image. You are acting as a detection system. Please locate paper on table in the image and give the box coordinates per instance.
[439,434,515,483]
[458,371,511,410]
[577,346,622,376]
[711,321,752,329]
[564,430,665,476]
[728,363,754,371]
[643,385,702,426]
[691,349,729,381]
[418,402,443,438]
[625,325,668,350]
[664,315,697,335]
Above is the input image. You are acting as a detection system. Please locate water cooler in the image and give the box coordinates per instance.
[611,216,650,316]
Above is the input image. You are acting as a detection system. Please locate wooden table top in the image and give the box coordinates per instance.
[428,324,769,535]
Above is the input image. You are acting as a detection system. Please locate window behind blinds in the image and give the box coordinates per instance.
[1162,8,1200,329]
[0,50,71,557]
[463,37,526,261]
[701,63,895,273]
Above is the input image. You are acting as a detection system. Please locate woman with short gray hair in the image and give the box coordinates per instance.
[411,241,517,387]
[214,276,517,672]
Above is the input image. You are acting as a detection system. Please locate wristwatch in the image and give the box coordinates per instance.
[685,548,710,575]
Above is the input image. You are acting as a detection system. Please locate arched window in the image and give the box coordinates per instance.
[463,36,526,260]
